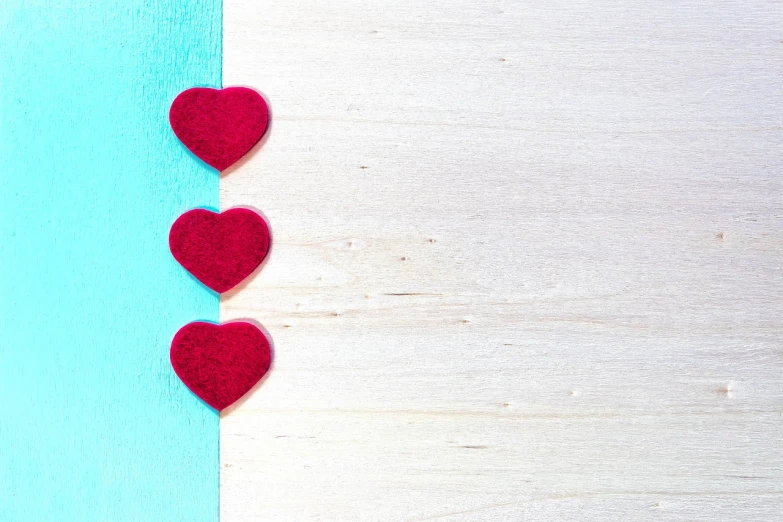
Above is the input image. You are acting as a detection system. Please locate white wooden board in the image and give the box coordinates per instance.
[221,1,783,520]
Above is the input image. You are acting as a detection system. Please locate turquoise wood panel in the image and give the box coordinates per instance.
[0,1,221,520]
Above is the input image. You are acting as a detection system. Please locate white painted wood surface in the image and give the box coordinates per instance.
[221,1,783,520]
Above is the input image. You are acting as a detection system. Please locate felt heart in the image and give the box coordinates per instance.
[169,86,269,171]
[169,207,271,293]
[171,321,272,411]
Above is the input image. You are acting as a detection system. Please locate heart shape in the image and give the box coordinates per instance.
[169,86,269,171]
[171,321,272,411]
[169,208,271,293]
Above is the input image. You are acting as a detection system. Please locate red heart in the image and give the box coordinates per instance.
[169,208,271,293]
[169,87,269,171]
[171,321,272,411]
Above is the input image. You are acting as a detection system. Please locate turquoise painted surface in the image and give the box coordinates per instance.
[0,1,221,520]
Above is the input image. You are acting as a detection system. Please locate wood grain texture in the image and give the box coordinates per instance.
[221,1,783,520]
